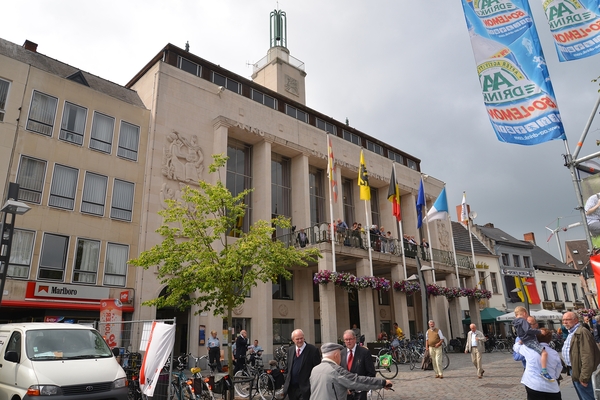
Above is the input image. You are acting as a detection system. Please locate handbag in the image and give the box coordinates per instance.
[421,349,433,370]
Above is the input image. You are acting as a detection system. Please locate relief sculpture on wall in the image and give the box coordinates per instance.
[162,130,204,183]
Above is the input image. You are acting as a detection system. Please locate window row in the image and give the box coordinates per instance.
[25,90,140,161]
[16,156,135,221]
[540,280,580,302]
[500,253,531,268]
[8,230,129,287]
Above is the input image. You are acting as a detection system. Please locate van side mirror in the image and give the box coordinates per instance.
[5,351,20,363]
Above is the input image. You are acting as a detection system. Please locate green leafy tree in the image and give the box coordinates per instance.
[130,154,321,373]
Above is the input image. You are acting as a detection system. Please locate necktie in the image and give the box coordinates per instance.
[347,350,353,370]
[297,348,301,358]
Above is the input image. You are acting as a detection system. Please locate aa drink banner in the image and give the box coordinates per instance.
[461,0,566,145]
[540,0,600,61]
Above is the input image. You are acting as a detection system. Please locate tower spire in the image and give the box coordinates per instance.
[270,9,287,48]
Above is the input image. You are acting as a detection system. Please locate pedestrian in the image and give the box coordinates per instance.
[310,342,391,400]
[514,328,562,399]
[464,323,486,378]
[513,306,554,381]
[283,329,321,400]
[514,316,539,369]
[207,330,222,372]
[351,324,361,339]
[562,311,600,400]
[248,339,263,366]
[340,330,376,400]
[233,330,248,374]
[425,320,446,379]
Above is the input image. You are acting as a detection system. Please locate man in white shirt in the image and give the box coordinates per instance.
[464,324,486,378]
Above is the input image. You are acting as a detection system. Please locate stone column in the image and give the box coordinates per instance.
[295,268,316,343]
[465,275,482,330]
[445,273,463,340]
[391,263,410,338]
[356,259,377,342]
[291,153,310,229]
[318,252,338,343]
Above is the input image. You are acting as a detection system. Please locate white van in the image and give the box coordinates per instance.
[0,323,128,400]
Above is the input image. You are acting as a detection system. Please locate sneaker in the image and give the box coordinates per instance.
[540,372,555,382]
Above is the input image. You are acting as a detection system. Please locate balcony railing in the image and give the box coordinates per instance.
[275,223,474,270]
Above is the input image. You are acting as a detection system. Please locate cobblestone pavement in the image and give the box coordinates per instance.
[376,350,577,400]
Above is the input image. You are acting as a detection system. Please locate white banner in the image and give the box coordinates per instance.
[140,322,176,397]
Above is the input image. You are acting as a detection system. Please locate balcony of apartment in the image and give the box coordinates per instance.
[276,223,475,279]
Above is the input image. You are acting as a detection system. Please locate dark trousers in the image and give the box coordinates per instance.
[287,386,308,400]
[208,346,222,372]
[234,356,246,374]
[525,386,562,400]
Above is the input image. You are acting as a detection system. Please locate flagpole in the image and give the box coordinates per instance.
[393,163,407,278]
[364,201,374,276]
[467,218,477,272]
[422,178,436,283]
[327,134,337,272]
[448,214,461,287]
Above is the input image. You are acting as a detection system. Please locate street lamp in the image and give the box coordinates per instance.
[0,183,31,309]
[511,281,533,314]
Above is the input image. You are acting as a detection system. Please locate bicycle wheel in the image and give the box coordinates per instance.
[396,348,408,364]
[258,373,275,400]
[409,351,418,370]
[496,341,506,352]
[376,359,398,379]
[234,370,251,398]
[442,351,450,370]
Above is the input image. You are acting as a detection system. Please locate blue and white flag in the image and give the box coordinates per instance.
[540,0,600,62]
[416,179,425,229]
[461,0,566,145]
[425,187,449,223]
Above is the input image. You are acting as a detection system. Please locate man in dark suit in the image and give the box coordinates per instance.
[283,328,321,400]
[341,329,376,400]
[233,330,248,374]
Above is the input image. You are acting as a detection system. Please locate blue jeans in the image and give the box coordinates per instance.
[573,380,594,400]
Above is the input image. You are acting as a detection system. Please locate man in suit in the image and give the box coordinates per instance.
[233,330,248,374]
[340,329,376,400]
[464,324,486,379]
[283,328,321,400]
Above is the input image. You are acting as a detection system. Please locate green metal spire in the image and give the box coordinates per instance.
[270,9,287,48]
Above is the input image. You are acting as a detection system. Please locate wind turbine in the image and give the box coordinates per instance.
[545,217,582,262]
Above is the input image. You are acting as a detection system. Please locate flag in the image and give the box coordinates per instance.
[425,187,448,222]
[590,253,600,300]
[358,150,370,201]
[461,192,468,224]
[416,179,425,229]
[387,166,401,221]
[327,135,338,203]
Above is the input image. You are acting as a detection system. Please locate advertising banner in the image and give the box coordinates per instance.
[140,322,176,397]
[99,298,123,348]
[540,0,600,62]
[461,0,566,145]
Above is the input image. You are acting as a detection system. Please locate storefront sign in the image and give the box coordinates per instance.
[502,269,534,277]
[99,298,123,348]
[30,282,109,301]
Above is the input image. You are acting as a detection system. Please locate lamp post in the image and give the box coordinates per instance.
[0,183,31,309]
[408,256,434,335]
[511,281,533,315]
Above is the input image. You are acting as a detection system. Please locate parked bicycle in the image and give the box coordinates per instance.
[373,350,398,379]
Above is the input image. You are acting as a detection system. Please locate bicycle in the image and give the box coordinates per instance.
[123,350,143,400]
[373,352,398,379]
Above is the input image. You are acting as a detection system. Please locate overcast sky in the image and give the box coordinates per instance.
[4,0,600,261]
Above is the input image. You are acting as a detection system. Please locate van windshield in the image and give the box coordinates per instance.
[26,328,113,360]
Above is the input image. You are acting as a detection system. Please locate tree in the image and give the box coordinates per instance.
[130,154,321,374]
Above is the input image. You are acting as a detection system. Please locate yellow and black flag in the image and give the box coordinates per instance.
[358,150,370,201]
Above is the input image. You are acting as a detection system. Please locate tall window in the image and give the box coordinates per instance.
[370,188,380,227]
[273,318,294,345]
[38,233,69,281]
[523,256,531,268]
[316,118,336,134]
[211,72,240,94]
[49,164,78,210]
[342,178,355,225]
[110,179,134,221]
[309,167,325,226]
[8,229,35,279]
[378,290,390,305]
[513,255,521,267]
[501,253,510,266]
[478,272,487,291]
[226,140,252,235]
[541,281,549,301]
[342,129,361,145]
[490,272,499,294]
[225,318,252,338]
[117,121,140,161]
[272,273,293,300]
[81,172,107,216]
[271,154,291,237]
[59,102,87,145]
[27,91,58,136]
[562,282,570,302]
[552,282,560,301]
[90,112,115,153]
[251,89,277,109]
[103,243,128,286]
[572,283,579,301]
[285,104,307,123]
[16,156,46,203]
[73,238,100,284]
[0,78,11,122]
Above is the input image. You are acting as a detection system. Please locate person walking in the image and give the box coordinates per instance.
[206,330,222,372]
[425,320,446,379]
[310,342,391,400]
[340,330,376,400]
[233,330,248,374]
[283,329,321,400]
[562,311,600,400]
[464,324,486,378]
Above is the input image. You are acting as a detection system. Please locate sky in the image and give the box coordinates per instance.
[4,0,600,261]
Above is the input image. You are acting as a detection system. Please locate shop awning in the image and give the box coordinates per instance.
[462,307,505,324]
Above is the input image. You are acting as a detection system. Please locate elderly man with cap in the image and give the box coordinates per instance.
[310,342,392,400]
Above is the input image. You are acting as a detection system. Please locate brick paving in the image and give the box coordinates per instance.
[377,351,577,400]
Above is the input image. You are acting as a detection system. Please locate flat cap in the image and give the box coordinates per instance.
[320,342,343,353]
